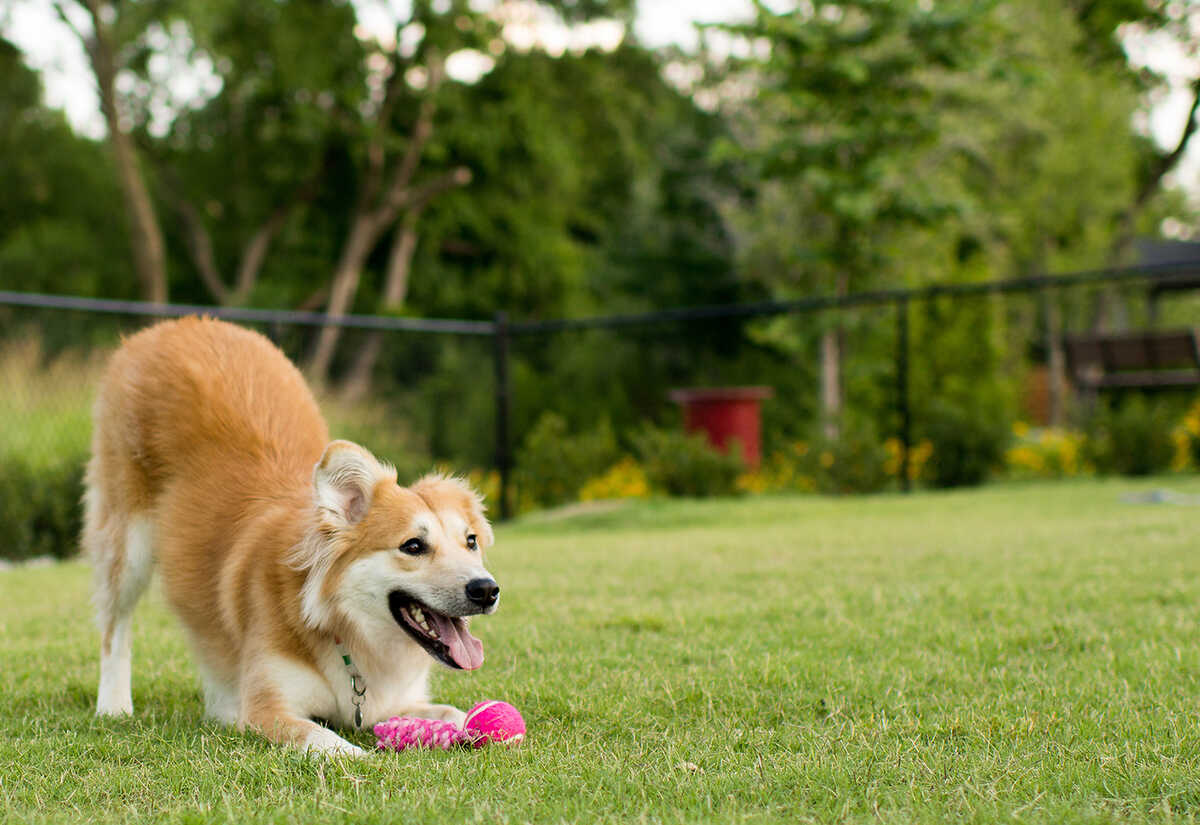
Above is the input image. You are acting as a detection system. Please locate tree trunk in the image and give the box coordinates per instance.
[173,195,228,303]
[231,206,290,305]
[79,0,168,303]
[340,210,422,401]
[820,268,849,442]
[307,167,469,382]
[820,326,841,442]
[309,216,378,382]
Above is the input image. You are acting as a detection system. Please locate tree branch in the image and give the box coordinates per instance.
[372,55,445,224]
[403,166,473,212]
[1134,76,1200,209]
[1106,75,1200,270]
[231,153,330,304]
[176,197,230,304]
[51,1,88,46]
[361,41,414,206]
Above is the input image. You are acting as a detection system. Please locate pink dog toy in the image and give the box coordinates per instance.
[375,700,526,752]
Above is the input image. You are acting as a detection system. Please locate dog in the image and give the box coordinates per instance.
[84,316,498,755]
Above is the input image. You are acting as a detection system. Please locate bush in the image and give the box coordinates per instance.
[738,428,933,495]
[579,457,652,501]
[810,420,894,494]
[1005,424,1090,479]
[631,425,743,497]
[0,454,86,561]
[1171,397,1200,471]
[920,398,1011,488]
[1085,395,1177,476]
[735,442,818,495]
[515,413,619,507]
[0,338,97,561]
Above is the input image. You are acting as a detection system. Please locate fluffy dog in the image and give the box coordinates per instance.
[85,317,498,755]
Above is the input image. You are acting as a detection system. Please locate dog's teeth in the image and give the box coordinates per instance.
[428,626,439,639]
[411,607,424,622]
[419,618,430,631]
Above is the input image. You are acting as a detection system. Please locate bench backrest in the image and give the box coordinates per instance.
[1063,329,1200,387]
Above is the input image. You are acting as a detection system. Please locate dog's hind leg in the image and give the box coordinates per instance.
[86,482,156,716]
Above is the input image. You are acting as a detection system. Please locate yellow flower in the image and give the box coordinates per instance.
[580,457,651,501]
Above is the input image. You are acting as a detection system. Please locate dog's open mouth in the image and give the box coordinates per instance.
[388,591,484,670]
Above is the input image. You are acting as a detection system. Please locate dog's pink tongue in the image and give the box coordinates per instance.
[431,614,484,670]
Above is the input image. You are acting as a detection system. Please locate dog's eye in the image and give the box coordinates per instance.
[399,538,427,556]
[466,534,478,551]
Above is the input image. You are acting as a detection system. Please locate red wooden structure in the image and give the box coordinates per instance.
[668,386,774,468]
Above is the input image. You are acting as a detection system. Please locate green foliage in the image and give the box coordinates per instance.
[0,38,132,298]
[911,296,1016,488]
[715,0,983,300]
[630,425,743,498]
[515,413,618,508]
[0,454,85,561]
[1085,395,1179,476]
[921,396,1012,488]
[810,419,893,495]
[0,338,96,561]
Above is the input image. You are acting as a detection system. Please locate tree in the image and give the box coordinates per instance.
[142,0,365,308]
[711,0,980,438]
[306,39,471,383]
[50,0,168,303]
[0,36,131,301]
[310,0,639,387]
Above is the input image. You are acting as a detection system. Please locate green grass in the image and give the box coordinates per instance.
[4,477,1200,824]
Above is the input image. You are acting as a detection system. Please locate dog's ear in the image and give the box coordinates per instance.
[313,440,393,525]
[410,474,495,549]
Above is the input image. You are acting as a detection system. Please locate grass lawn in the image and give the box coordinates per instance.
[3,476,1200,824]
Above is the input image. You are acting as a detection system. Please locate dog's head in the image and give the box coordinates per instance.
[292,440,497,670]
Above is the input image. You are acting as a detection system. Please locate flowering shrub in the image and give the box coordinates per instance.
[1004,424,1090,479]
[579,457,652,501]
[1172,399,1200,471]
[1084,396,1176,476]
[883,437,933,483]
[630,426,743,497]
[515,413,619,507]
[736,431,930,495]
[735,442,817,494]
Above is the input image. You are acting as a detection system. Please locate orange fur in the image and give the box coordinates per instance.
[85,317,497,755]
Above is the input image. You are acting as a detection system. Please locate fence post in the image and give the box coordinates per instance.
[493,311,513,520]
[896,297,912,493]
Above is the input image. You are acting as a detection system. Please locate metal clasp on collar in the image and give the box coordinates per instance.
[350,673,366,729]
[335,636,368,729]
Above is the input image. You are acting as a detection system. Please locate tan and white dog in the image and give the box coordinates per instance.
[84,317,498,755]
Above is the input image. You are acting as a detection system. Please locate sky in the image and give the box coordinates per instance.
[1,0,759,138]
[3,0,1199,198]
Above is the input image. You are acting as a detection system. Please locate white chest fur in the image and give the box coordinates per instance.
[306,638,434,729]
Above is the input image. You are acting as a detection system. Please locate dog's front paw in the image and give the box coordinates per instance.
[303,726,368,757]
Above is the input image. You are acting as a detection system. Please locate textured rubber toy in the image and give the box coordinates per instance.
[375,700,525,751]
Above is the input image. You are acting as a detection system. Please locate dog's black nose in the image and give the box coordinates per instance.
[465,578,500,608]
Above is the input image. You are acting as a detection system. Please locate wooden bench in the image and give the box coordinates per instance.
[1063,329,1200,390]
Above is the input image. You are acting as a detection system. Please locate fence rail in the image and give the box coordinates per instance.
[4,261,1198,518]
